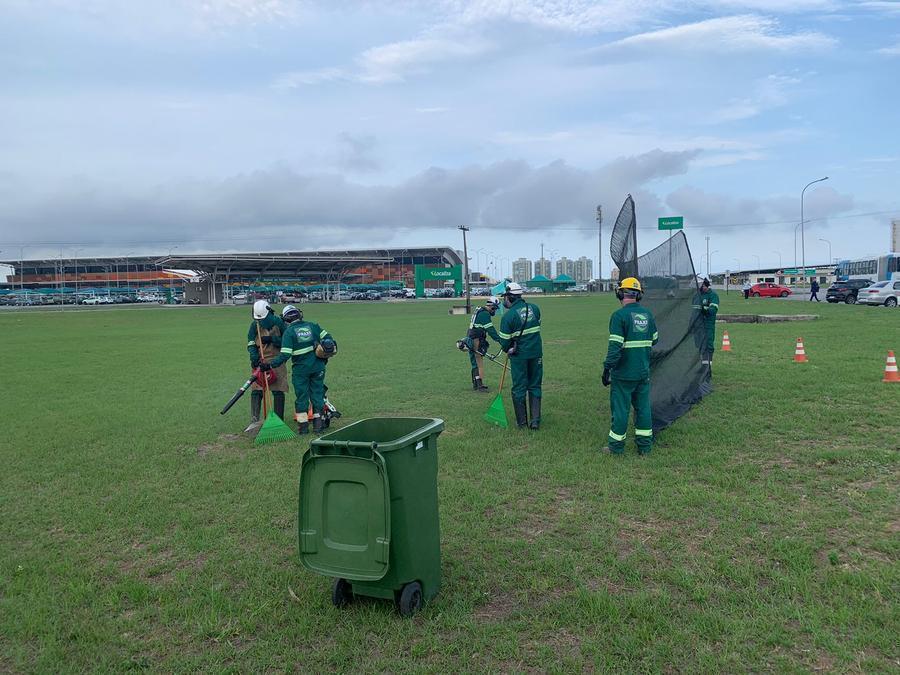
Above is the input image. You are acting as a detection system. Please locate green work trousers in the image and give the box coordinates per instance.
[608,377,652,454]
[510,356,542,403]
[293,368,326,421]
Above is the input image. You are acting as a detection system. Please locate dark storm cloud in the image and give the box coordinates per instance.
[0,149,699,250]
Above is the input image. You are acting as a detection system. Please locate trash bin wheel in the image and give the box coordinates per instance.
[397,581,423,617]
[332,578,353,608]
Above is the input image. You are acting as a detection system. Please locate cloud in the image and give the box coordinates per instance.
[272,68,346,89]
[590,15,837,58]
[0,149,699,250]
[876,42,900,55]
[665,184,854,230]
[356,36,492,83]
[709,73,802,122]
[335,132,380,173]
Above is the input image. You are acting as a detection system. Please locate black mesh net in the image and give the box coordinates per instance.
[610,195,710,432]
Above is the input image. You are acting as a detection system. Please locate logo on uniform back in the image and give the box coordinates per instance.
[633,313,649,332]
[297,326,313,341]
[518,307,530,322]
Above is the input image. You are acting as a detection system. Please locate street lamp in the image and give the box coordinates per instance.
[71,248,84,301]
[794,223,802,268]
[772,250,782,268]
[818,238,832,265]
[801,176,829,274]
[475,247,486,274]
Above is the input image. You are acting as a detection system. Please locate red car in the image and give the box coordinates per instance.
[750,283,792,298]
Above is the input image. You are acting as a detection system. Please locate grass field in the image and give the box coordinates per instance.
[1,295,897,672]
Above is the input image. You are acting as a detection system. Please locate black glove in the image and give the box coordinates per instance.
[258,362,272,372]
[250,358,260,369]
[602,368,611,387]
[260,335,272,344]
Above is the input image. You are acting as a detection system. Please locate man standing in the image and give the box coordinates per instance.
[467,296,501,392]
[497,282,542,430]
[692,278,719,375]
[246,300,288,432]
[809,279,820,302]
[742,279,752,300]
[602,278,658,455]
[264,307,336,434]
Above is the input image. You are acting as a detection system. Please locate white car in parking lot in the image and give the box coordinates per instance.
[858,280,900,307]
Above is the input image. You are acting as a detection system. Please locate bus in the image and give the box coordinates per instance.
[834,253,899,282]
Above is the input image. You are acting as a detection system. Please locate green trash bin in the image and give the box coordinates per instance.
[298,417,444,616]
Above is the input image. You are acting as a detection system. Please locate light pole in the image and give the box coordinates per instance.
[124,251,136,293]
[71,248,84,301]
[705,236,710,277]
[801,176,829,275]
[772,250,782,269]
[794,223,802,268]
[818,238,831,265]
[475,248,486,275]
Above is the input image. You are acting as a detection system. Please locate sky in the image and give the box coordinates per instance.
[1,0,899,277]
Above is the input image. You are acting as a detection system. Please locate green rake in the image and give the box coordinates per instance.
[483,354,509,429]
[254,321,296,446]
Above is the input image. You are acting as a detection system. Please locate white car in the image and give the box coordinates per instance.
[859,280,900,307]
[81,296,101,305]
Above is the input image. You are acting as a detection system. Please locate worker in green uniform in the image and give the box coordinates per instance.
[497,282,543,430]
[692,278,719,375]
[467,296,501,391]
[246,300,288,432]
[601,277,659,455]
[264,307,336,434]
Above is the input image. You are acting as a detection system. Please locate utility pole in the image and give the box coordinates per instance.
[540,241,544,276]
[596,204,602,289]
[458,225,471,313]
[705,236,710,277]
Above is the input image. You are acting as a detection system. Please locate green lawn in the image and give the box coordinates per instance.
[1,296,897,672]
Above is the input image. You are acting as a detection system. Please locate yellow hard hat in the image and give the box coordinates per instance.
[617,277,642,293]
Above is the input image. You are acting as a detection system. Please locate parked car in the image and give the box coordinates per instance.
[365,290,383,300]
[749,283,792,298]
[825,279,871,304]
[858,280,900,307]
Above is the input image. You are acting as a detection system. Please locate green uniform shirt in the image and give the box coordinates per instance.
[603,302,659,380]
[470,307,500,341]
[247,314,285,363]
[270,320,331,373]
[692,290,720,326]
[498,298,542,359]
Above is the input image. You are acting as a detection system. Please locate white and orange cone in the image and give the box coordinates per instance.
[883,350,899,383]
[794,337,808,363]
[722,331,732,352]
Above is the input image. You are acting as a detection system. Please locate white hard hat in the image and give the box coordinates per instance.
[504,282,524,296]
[486,296,500,307]
[252,299,271,319]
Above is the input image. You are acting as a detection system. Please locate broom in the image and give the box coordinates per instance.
[254,321,297,446]
[483,354,509,428]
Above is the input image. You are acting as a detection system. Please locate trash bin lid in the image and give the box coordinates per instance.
[299,451,391,581]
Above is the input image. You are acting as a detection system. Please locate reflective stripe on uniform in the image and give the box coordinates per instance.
[709,303,719,308]
[498,330,512,339]
[691,305,701,309]
[608,430,627,441]
[651,332,659,340]
[521,326,541,335]
[608,334,625,344]
[473,323,492,329]
[319,330,329,339]
[280,347,293,354]
[624,340,653,348]
[635,428,653,437]
[248,341,256,347]
[291,346,315,355]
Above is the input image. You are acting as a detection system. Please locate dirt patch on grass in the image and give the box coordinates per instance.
[197,433,244,456]
[516,488,577,542]
[119,543,209,584]
[474,591,518,623]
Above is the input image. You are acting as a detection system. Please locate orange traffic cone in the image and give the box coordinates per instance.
[794,337,808,363]
[883,351,899,383]
[722,331,732,351]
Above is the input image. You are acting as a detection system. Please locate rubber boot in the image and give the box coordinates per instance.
[244,391,263,433]
[513,399,528,428]
[313,415,324,433]
[471,368,480,391]
[273,391,285,420]
[297,422,309,435]
[528,394,541,430]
